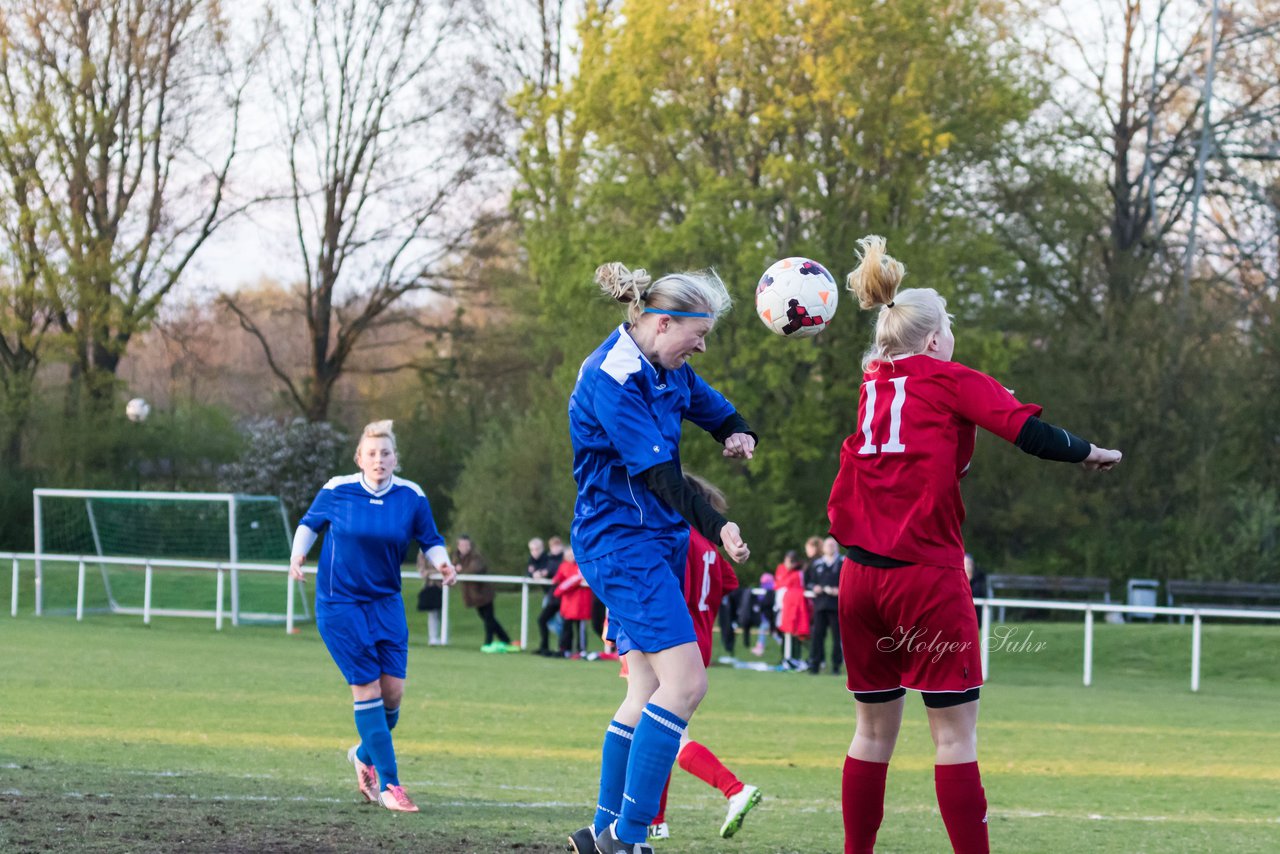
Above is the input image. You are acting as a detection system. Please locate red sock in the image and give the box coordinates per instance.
[934,762,989,854]
[652,772,670,825]
[677,740,744,798]
[842,756,888,854]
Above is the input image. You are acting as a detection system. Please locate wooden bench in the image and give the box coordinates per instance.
[984,574,1112,621]
[1165,580,1280,623]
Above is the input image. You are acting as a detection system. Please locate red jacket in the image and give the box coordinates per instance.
[552,560,594,621]
[775,562,811,638]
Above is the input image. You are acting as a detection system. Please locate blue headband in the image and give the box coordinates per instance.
[643,308,713,318]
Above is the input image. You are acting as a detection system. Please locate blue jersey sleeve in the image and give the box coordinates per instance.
[595,372,675,475]
[683,369,736,434]
[412,492,447,553]
[298,486,334,532]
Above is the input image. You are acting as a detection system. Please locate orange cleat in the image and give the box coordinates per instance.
[347,745,379,804]
[379,784,420,812]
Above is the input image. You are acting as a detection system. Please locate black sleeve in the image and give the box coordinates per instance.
[642,461,729,545]
[1014,415,1092,463]
[710,411,758,445]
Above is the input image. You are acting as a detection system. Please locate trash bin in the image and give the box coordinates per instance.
[1126,578,1159,621]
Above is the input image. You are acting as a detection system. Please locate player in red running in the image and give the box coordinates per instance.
[644,474,761,843]
[828,236,1122,854]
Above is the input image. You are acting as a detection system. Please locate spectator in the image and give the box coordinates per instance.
[547,535,568,639]
[526,537,559,656]
[548,535,566,564]
[964,553,987,617]
[718,586,744,662]
[804,535,822,564]
[807,537,843,675]
[775,550,811,669]
[414,551,443,645]
[455,535,518,654]
[553,546,594,657]
[745,573,777,657]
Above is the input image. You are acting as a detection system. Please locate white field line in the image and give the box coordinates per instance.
[1,788,1276,826]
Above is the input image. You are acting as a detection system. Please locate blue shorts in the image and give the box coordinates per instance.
[316,593,408,685]
[578,534,695,655]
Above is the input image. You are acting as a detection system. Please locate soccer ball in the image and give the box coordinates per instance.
[125,397,150,423]
[754,257,838,338]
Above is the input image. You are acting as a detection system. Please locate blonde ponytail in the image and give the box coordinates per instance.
[596,261,731,325]
[847,235,906,309]
[596,262,652,305]
[845,236,950,371]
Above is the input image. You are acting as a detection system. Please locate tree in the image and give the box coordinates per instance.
[218,418,349,520]
[0,1,253,419]
[955,0,1280,579]
[482,0,1037,569]
[221,0,506,422]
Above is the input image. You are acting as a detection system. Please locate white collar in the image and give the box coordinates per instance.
[359,475,394,497]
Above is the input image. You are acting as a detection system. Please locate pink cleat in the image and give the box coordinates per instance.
[379,784,420,812]
[347,745,379,804]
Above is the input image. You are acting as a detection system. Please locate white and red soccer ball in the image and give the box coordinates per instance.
[754,257,838,338]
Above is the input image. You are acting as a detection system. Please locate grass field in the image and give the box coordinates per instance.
[3,591,1279,853]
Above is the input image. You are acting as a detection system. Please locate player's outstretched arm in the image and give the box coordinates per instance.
[722,432,756,459]
[1014,415,1121,473]
[1082,445,1122,471]
[720,522,750,564]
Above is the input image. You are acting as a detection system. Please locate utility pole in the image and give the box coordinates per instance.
[1182,0,1220,310]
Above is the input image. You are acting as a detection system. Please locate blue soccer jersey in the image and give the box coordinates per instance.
[298,474,446,604]
[569,324,736,561]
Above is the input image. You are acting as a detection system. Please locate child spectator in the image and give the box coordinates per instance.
[553,546,594,657]
[415,551,443,645]
[775,550,811,669]
[746,573,777,657]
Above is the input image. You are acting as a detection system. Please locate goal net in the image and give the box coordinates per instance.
[33,489,309,626]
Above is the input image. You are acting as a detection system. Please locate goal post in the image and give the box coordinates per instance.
[32,488,308,626]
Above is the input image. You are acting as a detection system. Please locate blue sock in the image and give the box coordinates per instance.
[616,704,687,843]
[353,697,399,789]
[357,705,399,767]
[593,720,635,835]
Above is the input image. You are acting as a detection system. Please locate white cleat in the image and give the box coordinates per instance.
[720,784,762,838]
[647,821,669,840]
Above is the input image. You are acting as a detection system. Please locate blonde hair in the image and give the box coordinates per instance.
[683,472,728,515]
[595,262,732,326]
[846,235,950,371]
[354,419,397,464]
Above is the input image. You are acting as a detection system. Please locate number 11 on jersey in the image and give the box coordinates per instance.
[858,377,907,455]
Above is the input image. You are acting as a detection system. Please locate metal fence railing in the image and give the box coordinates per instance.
[7,552,1278,693]
[3,551,552,646]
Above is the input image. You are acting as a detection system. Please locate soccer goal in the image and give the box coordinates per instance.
[32,488,309,627]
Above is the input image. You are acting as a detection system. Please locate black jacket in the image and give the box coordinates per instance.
[807,555,842,611]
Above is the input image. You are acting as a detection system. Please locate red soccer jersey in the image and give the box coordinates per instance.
[685,528,740,667]
[827,354,1041,569]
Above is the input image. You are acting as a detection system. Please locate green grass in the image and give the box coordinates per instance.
[2,596,1279,853]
